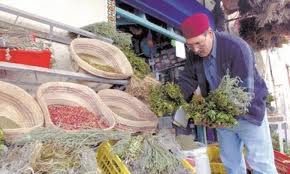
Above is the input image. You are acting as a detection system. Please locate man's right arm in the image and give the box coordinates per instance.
[178,52,199,102]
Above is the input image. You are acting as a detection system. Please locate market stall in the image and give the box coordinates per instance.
[0,0,290,173]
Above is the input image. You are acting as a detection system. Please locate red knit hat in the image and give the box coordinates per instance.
[180,13,209,39]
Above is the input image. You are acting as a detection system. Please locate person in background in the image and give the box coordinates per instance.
[178,13,277,174]
[129,25,156,60]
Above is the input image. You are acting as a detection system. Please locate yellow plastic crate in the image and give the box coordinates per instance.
[97,141,130,174]
[96,141,196,174]
[207,145,227,174]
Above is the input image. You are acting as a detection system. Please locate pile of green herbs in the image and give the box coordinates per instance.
[82,22,150,78]
[148,82,186,117]
[184,74,253,127]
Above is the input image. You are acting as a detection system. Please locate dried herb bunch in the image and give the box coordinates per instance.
[238,0,290,50]
[14,127,130,148]
[239,0,290,26]
[185,74,253,127]
[82,22,150,78]
[82,22,131,49]
[148,82,186,117]
[125,75,161,105]
[0,142,98,173]
[112,134,190,174]
[239,17,290,50]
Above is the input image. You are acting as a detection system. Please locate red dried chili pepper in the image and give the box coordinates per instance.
[48,104,108,130]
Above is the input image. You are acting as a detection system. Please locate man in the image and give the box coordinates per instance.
[178,13,277,174]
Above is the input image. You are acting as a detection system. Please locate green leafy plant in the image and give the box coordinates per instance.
[185,74,253,127]
[121,48,150,79]
[149,82,186,117]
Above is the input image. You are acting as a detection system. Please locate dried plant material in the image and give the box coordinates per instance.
[0,116,20,129]
[239,17,290,50]
[14,127,130,148]
[238,0,290,49]
[79,53,121,73]
[0,26,52,51]
[126,75,161,105]
[112,134,190,174]
[239,0,290,26]
[0,142,41,173]
[82,22,132,50]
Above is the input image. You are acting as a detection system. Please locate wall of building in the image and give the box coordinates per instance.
[0,0,108,27]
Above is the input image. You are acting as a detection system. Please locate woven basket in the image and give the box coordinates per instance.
[0,81,44,141]
[98,89,158,132]
[36,82,116,131]
[70,38,133,79]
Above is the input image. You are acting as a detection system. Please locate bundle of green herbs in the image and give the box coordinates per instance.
[184,74,253,127]
[148,82,186,117]
[121,48,150,79]
[112,133,190,174]
[82,22,150,78]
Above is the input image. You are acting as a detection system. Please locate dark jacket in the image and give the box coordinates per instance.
[178,32,268,126]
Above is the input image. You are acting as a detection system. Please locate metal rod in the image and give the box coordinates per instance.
[116,7,186,43]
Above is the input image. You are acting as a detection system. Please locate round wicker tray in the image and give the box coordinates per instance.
[0,81,44,141]
[70,38,133,79]
[36,82,116,131]
[98,89,158,132]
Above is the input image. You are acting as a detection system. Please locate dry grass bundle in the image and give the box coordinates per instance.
[239,17,290,50]
[125,75,161,105]
[239,0,290,26]
[14,127,130,148]
[112,133,190,174]
[0,142,100,174]
[238,0,290,50]
[0,27,51,51]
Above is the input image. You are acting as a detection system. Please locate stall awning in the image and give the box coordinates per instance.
[120,0,215,29]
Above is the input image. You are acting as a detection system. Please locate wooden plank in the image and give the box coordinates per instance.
[0,3,112,43]
[0,62,129,85]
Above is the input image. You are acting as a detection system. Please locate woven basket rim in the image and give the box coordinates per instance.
[70,38,133,80]
[36,82,116,131]
[98,89,157,128]
[0,81,44,134]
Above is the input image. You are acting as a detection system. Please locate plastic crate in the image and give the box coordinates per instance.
[274,150,290,174]
[96,141,196,174]
[207,145,227,174]
[0,49,51,68]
